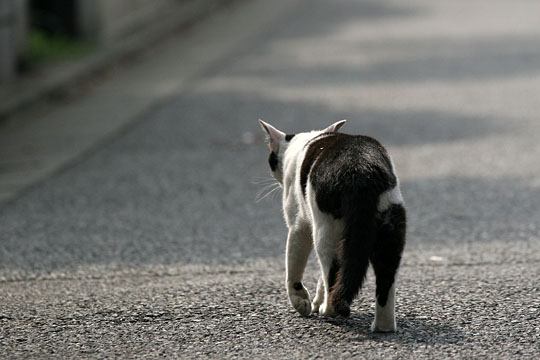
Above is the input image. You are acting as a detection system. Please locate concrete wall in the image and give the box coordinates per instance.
[13,0,27,53]
[0,0,27,83]
[78,0,194,45]
[0,0,225,84]
[0,0,16,82]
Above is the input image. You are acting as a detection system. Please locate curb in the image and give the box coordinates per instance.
[0,0,239,120]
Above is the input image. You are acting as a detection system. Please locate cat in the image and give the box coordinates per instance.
[258,119,406,332]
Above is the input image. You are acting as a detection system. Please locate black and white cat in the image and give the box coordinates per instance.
[259,119,406,332]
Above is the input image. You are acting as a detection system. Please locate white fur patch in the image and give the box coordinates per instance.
[371,283,397,332]
[281,130,326,226]
[377,186,404,212]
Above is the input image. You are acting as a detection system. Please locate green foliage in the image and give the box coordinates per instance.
[22,30,94,67]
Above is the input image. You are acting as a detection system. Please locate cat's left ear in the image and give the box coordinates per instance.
[324,119,347,133]
[259,119,286,152]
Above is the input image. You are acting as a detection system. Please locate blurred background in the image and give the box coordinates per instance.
[0,0,539,356]
[1,0,210,79]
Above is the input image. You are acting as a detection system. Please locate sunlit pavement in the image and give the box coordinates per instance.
[1,1,539,357]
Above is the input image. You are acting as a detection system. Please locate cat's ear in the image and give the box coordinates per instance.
[324,119,347,133]
[259,119,286,152]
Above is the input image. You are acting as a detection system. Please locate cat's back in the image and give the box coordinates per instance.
[302,132,395,189]
[301,132,398,216]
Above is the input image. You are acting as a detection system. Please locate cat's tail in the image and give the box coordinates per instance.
[329,194,379,317]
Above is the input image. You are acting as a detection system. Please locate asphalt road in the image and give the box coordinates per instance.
[1,0,540,358]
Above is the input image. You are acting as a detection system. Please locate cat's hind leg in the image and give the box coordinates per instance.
[286,225,313,316]
[311,259,338,314]
[312,217,342,317]
[370,204,406,332]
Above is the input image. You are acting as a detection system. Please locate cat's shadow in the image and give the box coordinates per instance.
[310,313,464,344]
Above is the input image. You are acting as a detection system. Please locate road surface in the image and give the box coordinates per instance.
[1,0,539,358]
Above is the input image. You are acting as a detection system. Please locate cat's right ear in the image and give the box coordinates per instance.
[323,119,347,133]
[259,119,285,152]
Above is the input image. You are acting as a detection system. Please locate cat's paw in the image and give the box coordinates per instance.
[311,298,322,314]
[334,301,351,318]
[310,291,324,314]
[372,304,396,332]
[371,319,397,333]
[288,282,311,316]
[290,294,312,316]
[319,301,337,317]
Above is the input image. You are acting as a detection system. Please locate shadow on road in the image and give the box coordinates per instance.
[225,35,540,84]
[205,0,540,88]
[162,92,510,147]
[313,313,464,345]
[402,176,539,247]
[271,0,421,39]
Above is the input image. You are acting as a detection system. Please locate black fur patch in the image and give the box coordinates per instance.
[268,151,278,172]
[371,204,406,307]
[293,282,303,291]
[301,133,396,215]
[311,133,395,218]
[285,134,295,142]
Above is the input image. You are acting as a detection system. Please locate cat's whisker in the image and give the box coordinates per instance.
[255,183,282,202]
[255,182,278,197]
[257,186,281,203]
[255,187,274,202]
[270,186,282,201]
[255,182,280,199]
[251,177,279,185]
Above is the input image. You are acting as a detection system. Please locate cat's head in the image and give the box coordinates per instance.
[258,119,347,183]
